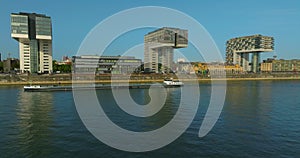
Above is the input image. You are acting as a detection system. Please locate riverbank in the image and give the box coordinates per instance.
[0,75,299,86]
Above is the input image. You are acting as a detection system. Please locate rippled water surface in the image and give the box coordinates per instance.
[0,80,299,157]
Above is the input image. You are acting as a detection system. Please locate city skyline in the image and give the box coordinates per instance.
[0,0,300,61]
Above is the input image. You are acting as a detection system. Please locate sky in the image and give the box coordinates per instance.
[0,0,300,61]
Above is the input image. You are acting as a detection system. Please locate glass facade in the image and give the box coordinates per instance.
[144,27,188,48]
[29,40,39,73]
[11,15,28,35]
[36,16,52,36]
[72,56,142,74]
[11,12,53,74]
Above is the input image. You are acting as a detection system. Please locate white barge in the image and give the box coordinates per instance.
[24,80,183,92]
[162,78,184,87]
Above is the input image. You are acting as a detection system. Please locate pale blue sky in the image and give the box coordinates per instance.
[0,0,299,61]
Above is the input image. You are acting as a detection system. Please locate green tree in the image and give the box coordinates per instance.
[52,60,71,73]
[0,62,3,72]
[53,60,58,72]
[11,61,19,70]
[62,64,71,73]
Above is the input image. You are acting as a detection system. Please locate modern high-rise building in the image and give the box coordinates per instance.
[144,27,188,73]
[226,34,274,73]
[11,12,53,73]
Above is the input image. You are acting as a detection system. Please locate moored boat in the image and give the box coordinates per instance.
[24,85,73,92]
[163,78,184,87]
[24,80,183,92]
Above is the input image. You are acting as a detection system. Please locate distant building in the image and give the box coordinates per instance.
[261,59,300,72]
[226,34,274,73]
[273,59,300,72]
[177,58,186,63]
[62,55,69,61]
[176,62,194,74]
[261,58,274,72]
[176,62,243,74]
[144,27,188,73]
[72,55,142,74]
[193,62,243,75]
[3,58,20,73]
[56,56,72,65]
[11,12,53,74]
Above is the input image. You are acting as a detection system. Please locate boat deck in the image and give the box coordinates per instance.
[24,84,182,92]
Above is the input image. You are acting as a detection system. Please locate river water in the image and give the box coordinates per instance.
[0,80,299,157]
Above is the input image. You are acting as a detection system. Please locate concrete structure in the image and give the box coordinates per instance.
[226,34,274,73]
[72,55,142,74]
[11,12,52,73]
[144,27,188,73]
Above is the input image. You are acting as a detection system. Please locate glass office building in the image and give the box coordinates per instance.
[144,27,188,73]
[72,55,142,74]
[11,12,52,73]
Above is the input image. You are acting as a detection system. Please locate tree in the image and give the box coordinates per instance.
[52,60,71,73]
[0,62,3,72]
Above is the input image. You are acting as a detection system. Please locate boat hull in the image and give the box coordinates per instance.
[24,84,183,92]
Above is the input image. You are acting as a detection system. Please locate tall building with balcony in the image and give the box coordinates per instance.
[226,34,274,73]
[11,12,53,73]
[144,27,188,73]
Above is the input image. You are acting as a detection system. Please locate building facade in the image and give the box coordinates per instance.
[260,58,274,72]
[3,58,20,73]
[144,27,188,73]
[72,55,142,74]
[11,12,53,73]
[261,59,300,72]
[226,34,274,73]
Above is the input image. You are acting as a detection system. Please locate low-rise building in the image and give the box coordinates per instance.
[261,59,300,72]
[176,62,194,74]
[56,56,72,65]
[272,59,300,72]
[176,62,243,74]
[3,58,20,73]
[72,55,142,74]
[261,58,274,72]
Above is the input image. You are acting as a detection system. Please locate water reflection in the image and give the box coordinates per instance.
[142,87,181,131]
[222,81,274,152]
[225,81,272,129]
[16,91,54,157]
[97,88,180,132]
[0,81,299,157]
